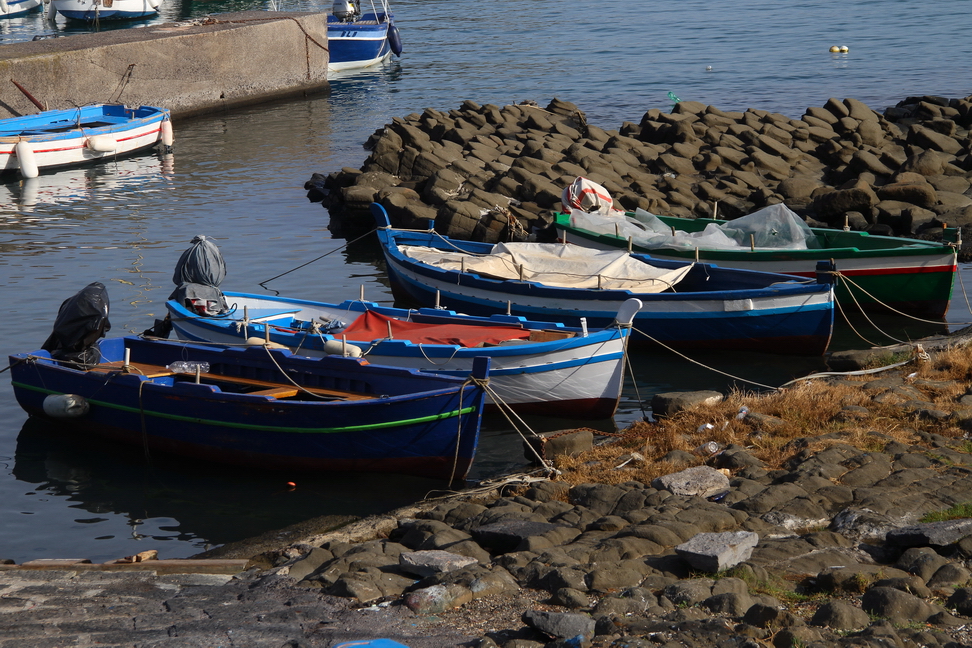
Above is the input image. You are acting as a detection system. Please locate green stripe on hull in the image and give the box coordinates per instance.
[13,381,475,434]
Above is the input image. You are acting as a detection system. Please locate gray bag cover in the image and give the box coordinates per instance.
[169,235,229,315]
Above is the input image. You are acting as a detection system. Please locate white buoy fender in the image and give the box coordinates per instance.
[0,0,9,15]
[86,135,117,153]
[161,119,174,147]
[43,394,89,418]
[244,336,288,349]
[15,140,38,179]
[322,339,363,357]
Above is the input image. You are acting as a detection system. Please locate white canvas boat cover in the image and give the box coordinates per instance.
[570,203,821,251]
[401,242,693,292]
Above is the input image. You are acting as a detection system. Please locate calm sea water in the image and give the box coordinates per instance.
[0,0,970,563]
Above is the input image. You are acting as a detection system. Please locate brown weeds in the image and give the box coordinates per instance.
[552,350,972,487]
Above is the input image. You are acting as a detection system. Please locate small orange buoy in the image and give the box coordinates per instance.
[286,481,296,488]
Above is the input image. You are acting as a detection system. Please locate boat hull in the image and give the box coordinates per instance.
[0,104,169,176]
[555,214,956,319]
[53,0,160,20]
[167,292,630,419]
[327,12,393,71]
[375,225,834,356]
[0,0,42,18]
[9,337,486,481]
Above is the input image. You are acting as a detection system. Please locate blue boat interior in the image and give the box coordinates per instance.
[54,336,474,401]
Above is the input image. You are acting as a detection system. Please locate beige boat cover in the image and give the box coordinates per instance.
[401,242,693,292]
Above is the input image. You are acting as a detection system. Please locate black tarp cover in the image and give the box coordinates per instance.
[41,282,111,366]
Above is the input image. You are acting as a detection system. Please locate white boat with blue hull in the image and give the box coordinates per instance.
[328,0,402,71]
[166,291,640,420]
[52,0,163,20]
[0,104,173,179]
[371,204,836,357]
[0,0,42,18]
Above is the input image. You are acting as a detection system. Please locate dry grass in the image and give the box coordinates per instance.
[551,347,972,487]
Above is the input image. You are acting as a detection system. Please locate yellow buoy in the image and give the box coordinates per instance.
[829,45,840,53]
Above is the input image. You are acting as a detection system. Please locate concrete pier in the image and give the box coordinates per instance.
[0,11,330,120]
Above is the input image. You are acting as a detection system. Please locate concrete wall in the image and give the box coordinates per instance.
[0,11,329,120]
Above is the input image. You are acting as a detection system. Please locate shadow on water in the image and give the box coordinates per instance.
[12,417,459,556]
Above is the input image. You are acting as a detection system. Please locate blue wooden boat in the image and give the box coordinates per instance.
[165,291,640,419]
[328,0,402,71]
[0,104,173,179]
[9,336,490,481]
[371,204,836,356]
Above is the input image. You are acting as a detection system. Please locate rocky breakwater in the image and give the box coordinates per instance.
[254,348,972,648]
[309,95,972,254]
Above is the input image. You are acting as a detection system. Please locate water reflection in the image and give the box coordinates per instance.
[0,153,171,213]
[11,416,462,561]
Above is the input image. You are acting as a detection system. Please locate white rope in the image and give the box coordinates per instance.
[631,325,781,391]
[835,270,972,327]
[478,380,559,475]
[833,288,887,348]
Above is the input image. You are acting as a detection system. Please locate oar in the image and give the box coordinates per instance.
[11,79,45,112]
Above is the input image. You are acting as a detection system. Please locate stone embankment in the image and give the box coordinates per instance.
[10,356,972,647]
[308,95,972,255]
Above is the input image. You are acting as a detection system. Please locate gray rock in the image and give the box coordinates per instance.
[524,429,594,463]
[398,550,478,577]
[675,531,759,572]
[810,600,871,630]
[886,518,972,547]
[403,583,474,614]
[521,610,595,640]
[661,578,715,606]
[650,390,723,417]
[652,466,730,499]
[470,519,565,554]
[861,586,939,624]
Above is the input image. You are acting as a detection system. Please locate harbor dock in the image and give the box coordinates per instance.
[0,11,330,120]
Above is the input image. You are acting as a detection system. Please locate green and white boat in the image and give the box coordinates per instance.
[553,204,959,319]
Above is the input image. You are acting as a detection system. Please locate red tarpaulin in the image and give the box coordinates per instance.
[341,310,532,347]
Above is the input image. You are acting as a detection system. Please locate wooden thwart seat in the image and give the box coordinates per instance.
[92,361,373,400]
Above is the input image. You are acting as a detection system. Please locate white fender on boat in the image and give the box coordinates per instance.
[43,394,89,418]
[0,0,9,15]
[147,0,163,8]
[15,140,38,179]
[161,119,174,147]
[322,339,363,357]
[86,135,117,153]
[244,336,288,349]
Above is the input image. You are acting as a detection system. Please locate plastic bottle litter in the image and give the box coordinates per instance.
[167,361,210,374]
[694,440,723,456]
[736,405,750,420]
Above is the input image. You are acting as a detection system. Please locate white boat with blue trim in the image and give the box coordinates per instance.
[328,0,402,71]
[165,291,640,420]
[371,203,836,357]
[0,104,173,179]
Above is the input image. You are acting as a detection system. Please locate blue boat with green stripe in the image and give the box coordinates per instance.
[9,336,489,481]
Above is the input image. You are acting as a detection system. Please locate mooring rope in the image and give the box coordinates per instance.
[258,227,377,289]
[631,324,781,391]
